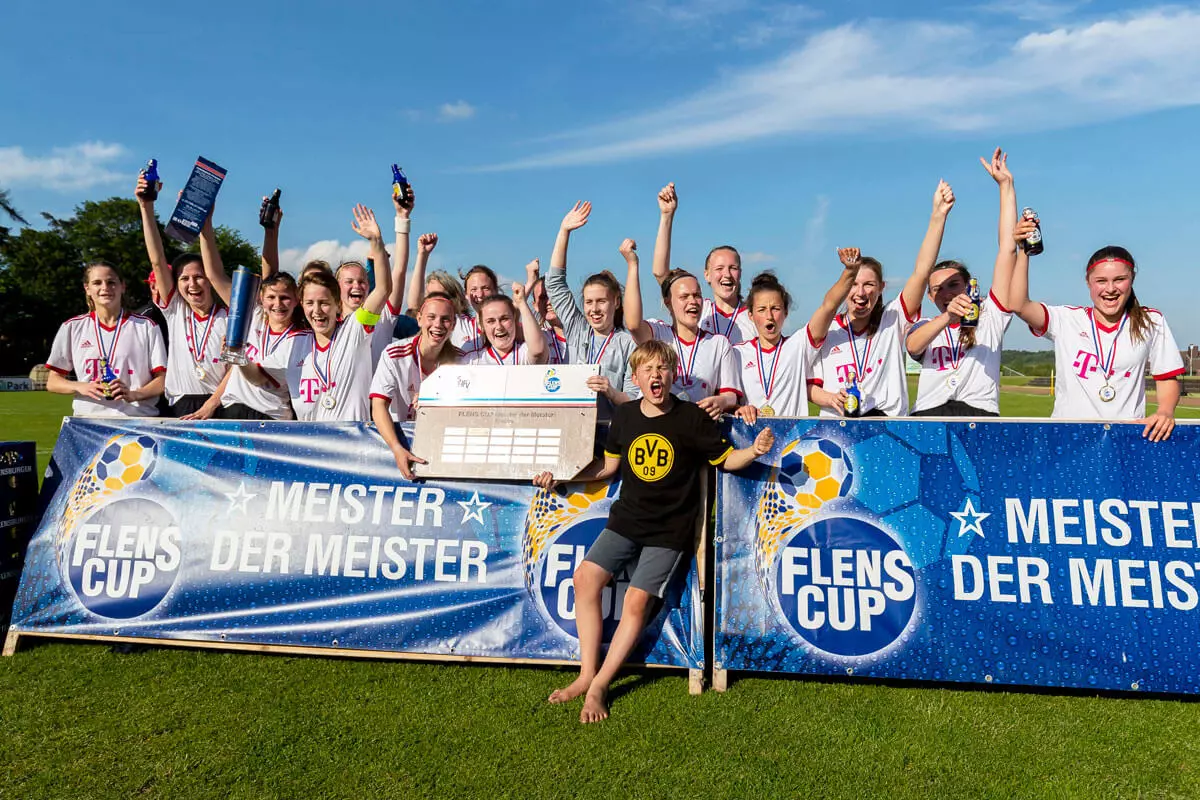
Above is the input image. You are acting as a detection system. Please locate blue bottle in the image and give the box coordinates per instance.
[99,358,117,399]
[391,164,412,209]
[844,370,863,418]
[138,159,161,201]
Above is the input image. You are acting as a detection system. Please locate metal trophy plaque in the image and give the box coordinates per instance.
[412,364,601,481]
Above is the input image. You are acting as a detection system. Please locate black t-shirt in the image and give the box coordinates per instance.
[603,399,733,551]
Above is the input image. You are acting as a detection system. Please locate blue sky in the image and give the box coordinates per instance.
[3,0,1200,351]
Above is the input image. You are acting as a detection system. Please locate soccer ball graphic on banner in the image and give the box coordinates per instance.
[754,437,854,579]
[94,435,160,491]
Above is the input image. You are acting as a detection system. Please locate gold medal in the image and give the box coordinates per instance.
[760,404,775,417]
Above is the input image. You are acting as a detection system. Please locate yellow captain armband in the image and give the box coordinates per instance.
[709,446,733,466]
[355,307,382,326]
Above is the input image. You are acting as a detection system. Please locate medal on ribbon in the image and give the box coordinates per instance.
[674,333,700,387]
[312,336,336,410]
[188,310,216,381]
[1089,310,1128,403]
[943,327,964,391]
[587,329,615,365]
[756,336,784,416]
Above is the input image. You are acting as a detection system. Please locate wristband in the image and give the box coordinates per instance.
[394,217,411,235]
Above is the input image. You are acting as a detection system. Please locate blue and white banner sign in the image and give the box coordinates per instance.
[716,418,1200,694]
[11,419,700,668]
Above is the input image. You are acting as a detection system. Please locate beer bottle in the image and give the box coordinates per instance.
[137,159,161,201]
[1021,207,1043,256]
[961,278,981,328]
[844,370,863,418]
[259,188,282,229]
[391,164,412,209]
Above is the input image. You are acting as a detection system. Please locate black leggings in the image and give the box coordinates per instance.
[911,400,999,418]
[221,403,273,421]
[167,395,210,417]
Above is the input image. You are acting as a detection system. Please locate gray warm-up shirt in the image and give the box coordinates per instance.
[546,267,637,397]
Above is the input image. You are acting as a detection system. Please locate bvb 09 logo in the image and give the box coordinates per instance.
[757,436,917,657]
[629,433,674,483]
[57,435,182,619]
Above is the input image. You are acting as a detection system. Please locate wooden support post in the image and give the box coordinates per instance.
[712,667,728,693]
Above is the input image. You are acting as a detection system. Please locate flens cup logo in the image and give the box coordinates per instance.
[756,436,917,657]
[543,368,561,393]
[523,480,629,639]
[55,434,182,618]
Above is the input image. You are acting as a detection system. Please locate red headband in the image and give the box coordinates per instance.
[1087,257,1133,272]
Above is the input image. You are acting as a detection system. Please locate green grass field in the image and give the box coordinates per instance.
[4,391,1200,799]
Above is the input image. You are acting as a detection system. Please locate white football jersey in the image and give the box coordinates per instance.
[1034,304,1184,420]
[369,334,453,422]
[733,327,819,417]
[451,314,485,353]
[463,342,535,366]
[647,320,744,403]
[156,290,229,404]
[911,291,1013,415]
[543,326,569,365]
[367,300,400,368]
[810,295,919,417]
[261,308,379,421]
[220,307,298,419]
[699,298,757,345]
[46,311,166,417]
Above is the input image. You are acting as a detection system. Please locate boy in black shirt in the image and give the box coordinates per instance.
[533,339,772,723]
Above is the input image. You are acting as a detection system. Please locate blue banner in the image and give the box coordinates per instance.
[717,418,1200,694]
[11,419,700,668]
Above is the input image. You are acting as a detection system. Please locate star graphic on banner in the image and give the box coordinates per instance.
[224,482,257,516]
[457,491,492,525]
[951,497,990,539]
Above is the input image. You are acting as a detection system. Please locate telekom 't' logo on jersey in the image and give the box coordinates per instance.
[835,363,856,385]
[927,346,954,372]
[299,378,322,403]
[1072,350,1099,379]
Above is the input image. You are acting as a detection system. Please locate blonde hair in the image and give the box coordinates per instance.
[629,339,678,374]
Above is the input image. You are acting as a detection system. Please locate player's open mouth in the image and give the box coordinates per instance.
[347,290,365,302]
[648,379,665,399]
[588,312,605,323]
[850,297,870,312]
[718,278,737,291]
[763,322,777,334]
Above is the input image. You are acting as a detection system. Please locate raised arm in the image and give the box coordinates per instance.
[1009,220,1048,333]
[350,205,392,316]
[391,184,413,312]
[552,201,591,270]
[808,248,861,343]
[900,180,955,318]
[651,183,677,285]
[199,211,232,306]
[407,233,437,312]
[136,175,172,301]
[721,428,775,472]
[259,194,281,279]
[513,283,546,364]
[980,147,1018,308]
[620,239,653,344]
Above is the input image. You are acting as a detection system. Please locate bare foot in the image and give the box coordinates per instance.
[580,687,609,724]
[548,675,592,704]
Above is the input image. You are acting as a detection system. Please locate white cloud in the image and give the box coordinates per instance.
[634,1,816,48]
[0,141,128,191]
[742,251,777,265]
[475,8,1200,171]
[438,101,477,122]
[278,239,372,276]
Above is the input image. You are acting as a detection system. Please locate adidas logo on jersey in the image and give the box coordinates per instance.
[81,340,94,347]
[831,345,842,353]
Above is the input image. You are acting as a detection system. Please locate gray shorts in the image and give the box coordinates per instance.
[583,528,688,599]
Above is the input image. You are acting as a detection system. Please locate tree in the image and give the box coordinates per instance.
[0,196,260,374]
[0,186,29,246]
